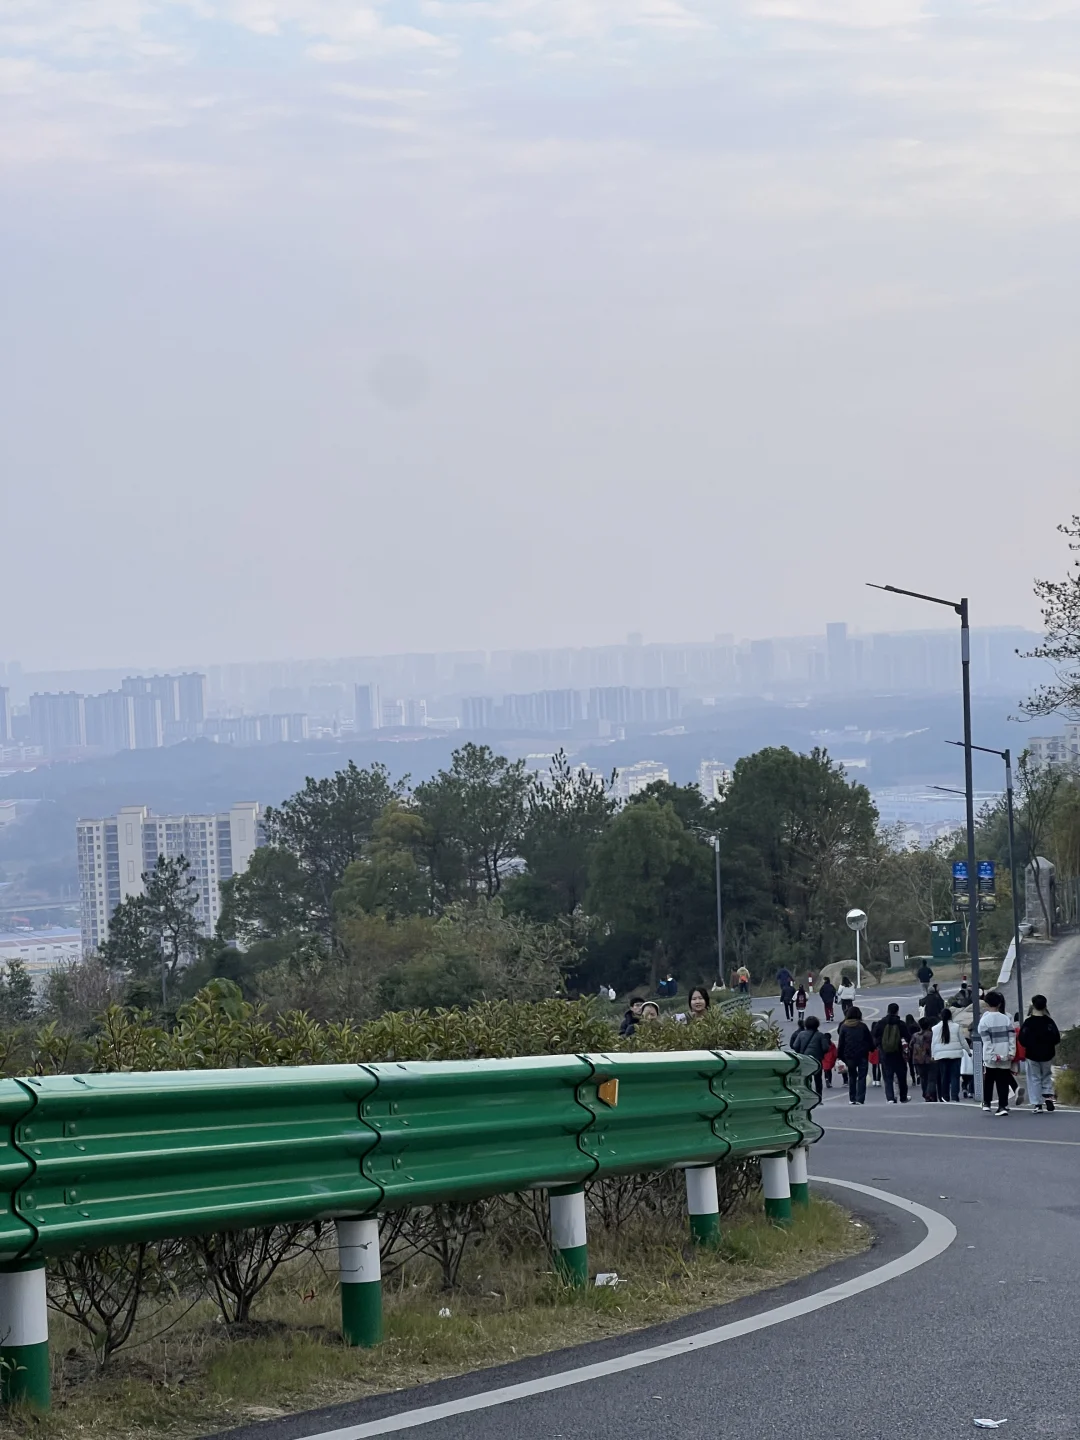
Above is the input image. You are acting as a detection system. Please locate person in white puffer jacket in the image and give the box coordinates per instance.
[931,1008,968,1103]
[978,990,1016,1116]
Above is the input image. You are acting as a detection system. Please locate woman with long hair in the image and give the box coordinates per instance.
[931,1008,966,1103]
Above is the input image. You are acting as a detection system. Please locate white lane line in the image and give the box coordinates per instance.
[834,1125,1080,1148]
[294,1178,954,1440]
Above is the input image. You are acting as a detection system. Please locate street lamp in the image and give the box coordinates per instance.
[846,908,867,990]
[947,740,1025,1018]
[711,836,725,988]
[868,584,982,1064]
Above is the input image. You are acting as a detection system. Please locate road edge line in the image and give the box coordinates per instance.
[293,1177,956,1440]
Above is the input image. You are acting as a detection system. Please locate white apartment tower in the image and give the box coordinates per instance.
[76,803,261,955]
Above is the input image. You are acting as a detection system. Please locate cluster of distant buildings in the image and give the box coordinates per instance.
[0,673,208,761]
[0,623,1042,764]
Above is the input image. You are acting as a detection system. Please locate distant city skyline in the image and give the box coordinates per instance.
[0,620,1046,704]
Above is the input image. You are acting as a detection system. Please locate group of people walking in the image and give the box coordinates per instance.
[793,983,1062,1116]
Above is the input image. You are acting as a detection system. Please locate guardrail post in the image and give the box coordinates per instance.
[335,1218,383,1347]
[787,1146,810,1207]
[548,1185,588,1286]
[684,1165,721,1247]
[760,1156,792,1225]
[0,1261,49,1411]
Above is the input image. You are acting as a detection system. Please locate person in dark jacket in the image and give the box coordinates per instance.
[916,961,934,994]
[780,976,796,1021]
[836,1007,874,1105]
[819,977,837,1022]
[904,1014,920,1084]
[791,1014,828,1099]
[1018,995,1061,1113]
[620,998,645,1036]
[922,984,945,1021]
[789,1017,806,1046]
[951,981,972,1010]
[872,1003,911,1104]
[911,1017,937,1100]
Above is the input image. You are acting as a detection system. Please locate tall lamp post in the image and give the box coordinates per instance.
[711,836,725,988]
[846,908,867,990]
[947,740,1025,1018]
[867,584,982,1071]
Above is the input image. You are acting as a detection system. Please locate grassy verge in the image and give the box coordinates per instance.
[2,1197,866,1440]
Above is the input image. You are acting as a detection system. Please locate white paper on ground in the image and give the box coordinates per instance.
[973,1421,1007,1429]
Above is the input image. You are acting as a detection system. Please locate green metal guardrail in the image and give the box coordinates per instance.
[0,1049,821,1410]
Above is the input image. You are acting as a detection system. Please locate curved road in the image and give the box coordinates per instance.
[208,1085,1080,1440]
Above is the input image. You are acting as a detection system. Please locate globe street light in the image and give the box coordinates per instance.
[846,908,868,991]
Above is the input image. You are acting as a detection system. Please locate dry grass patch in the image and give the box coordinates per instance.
[0,1197,866,1440]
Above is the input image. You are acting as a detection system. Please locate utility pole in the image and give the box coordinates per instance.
[869,584,981,1084]
[712,837,725,987]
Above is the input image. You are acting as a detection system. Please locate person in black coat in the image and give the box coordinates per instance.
[791,1015,828,1099]
[836,1007,874,1106]
[819,977,837,1021]
[922,984,945,1021]
[620,998,645,1036]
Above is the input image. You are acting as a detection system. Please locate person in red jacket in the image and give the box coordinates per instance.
[821,1034,838,1088]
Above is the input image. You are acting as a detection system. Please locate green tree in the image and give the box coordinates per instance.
[100,893,157,979]
[335,801,431,921]
[218,846,311,944]
[263,762,404,930]
[0,959,36,1026]
[413,744,528,903]
[379,899,577,1011]
[105,856,202,1006]
[507,751,615,922]
[717,747,880,974]
[587,796,713,986]
[1021,514,1080,719]
[1016,749,1064,933]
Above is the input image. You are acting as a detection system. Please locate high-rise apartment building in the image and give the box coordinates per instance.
[381,698,406,728]
[826,623,850,690]
[122,672,205,743]
[1026,725,1080,769]
[698,760,733,802]
[612,760,669,802]
[0,686,9,744]
[29,692,86,753]
[76,802,261,954]
[354,684,381,731]
[84,691,137,753]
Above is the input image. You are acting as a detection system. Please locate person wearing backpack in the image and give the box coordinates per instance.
[794,985,808,1020]
[873,1003,910,1103]
[1018,995,1062,1113]
[931,1008,967,1103]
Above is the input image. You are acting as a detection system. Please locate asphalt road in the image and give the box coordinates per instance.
[208,1086,1080,1440]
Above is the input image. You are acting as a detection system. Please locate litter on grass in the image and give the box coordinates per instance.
[438,1307,452,1318]
[594,1272,621,1287]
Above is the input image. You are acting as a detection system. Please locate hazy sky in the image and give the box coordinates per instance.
[3,1,1079,670]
